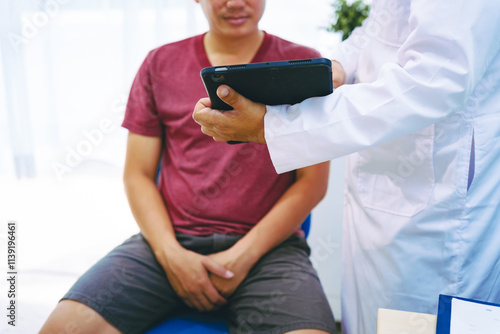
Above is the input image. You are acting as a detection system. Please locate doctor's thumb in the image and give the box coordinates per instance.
[217,85,249,111]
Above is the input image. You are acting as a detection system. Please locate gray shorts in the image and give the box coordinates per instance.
[63,233,336,334]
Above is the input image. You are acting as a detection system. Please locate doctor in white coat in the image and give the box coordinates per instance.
[193,0,500,333]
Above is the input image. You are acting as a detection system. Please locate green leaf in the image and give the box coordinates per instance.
[325,0,370,40]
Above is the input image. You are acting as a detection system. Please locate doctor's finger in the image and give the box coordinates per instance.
[216,85,254,113]
[200,126,228,141]
[192,98,215,124]
[331,60,346,88]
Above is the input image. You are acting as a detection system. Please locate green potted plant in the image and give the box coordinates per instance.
[326,0,370,40]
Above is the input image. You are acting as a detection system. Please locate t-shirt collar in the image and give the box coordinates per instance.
[195,31,271,68]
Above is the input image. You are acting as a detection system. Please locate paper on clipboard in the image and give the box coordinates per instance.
[450,298,500,334]
[377,308,436,334]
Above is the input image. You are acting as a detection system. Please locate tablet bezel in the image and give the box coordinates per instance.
[200,58,333,111]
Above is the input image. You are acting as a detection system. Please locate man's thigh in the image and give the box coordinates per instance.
[226,235,337,334]
[62,233,189,334]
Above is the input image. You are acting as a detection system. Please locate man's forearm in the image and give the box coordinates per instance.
[123,173,181,259]
[224,162,330,269]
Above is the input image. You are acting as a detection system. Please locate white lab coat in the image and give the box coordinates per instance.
[265,0,500,333]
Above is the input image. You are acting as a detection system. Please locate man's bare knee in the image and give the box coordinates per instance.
[39,300,120,334]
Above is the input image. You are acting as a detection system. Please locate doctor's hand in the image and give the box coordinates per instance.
[192,85,267,143]
[331,60,346,88]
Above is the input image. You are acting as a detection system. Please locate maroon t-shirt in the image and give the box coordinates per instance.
[122,32,321,235]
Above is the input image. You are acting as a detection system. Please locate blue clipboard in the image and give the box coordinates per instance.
[436,294,500,333]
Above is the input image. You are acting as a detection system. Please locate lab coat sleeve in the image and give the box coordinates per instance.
[265,0,500,174]
[329,11,371,84]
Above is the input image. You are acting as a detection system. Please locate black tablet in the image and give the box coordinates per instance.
[200,58,333,111]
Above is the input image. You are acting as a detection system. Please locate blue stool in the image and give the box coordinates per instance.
[145,215,312,334]
[146,312,229,334]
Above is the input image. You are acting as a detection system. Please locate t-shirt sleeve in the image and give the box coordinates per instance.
[122,51,163,137]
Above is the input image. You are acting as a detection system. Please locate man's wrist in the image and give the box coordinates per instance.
[227,234,267,269]
[152,236,183,265]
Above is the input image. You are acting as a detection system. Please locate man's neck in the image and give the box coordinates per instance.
[204,30,265,66]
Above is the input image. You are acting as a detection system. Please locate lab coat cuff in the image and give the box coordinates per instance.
[264,105,297,174]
